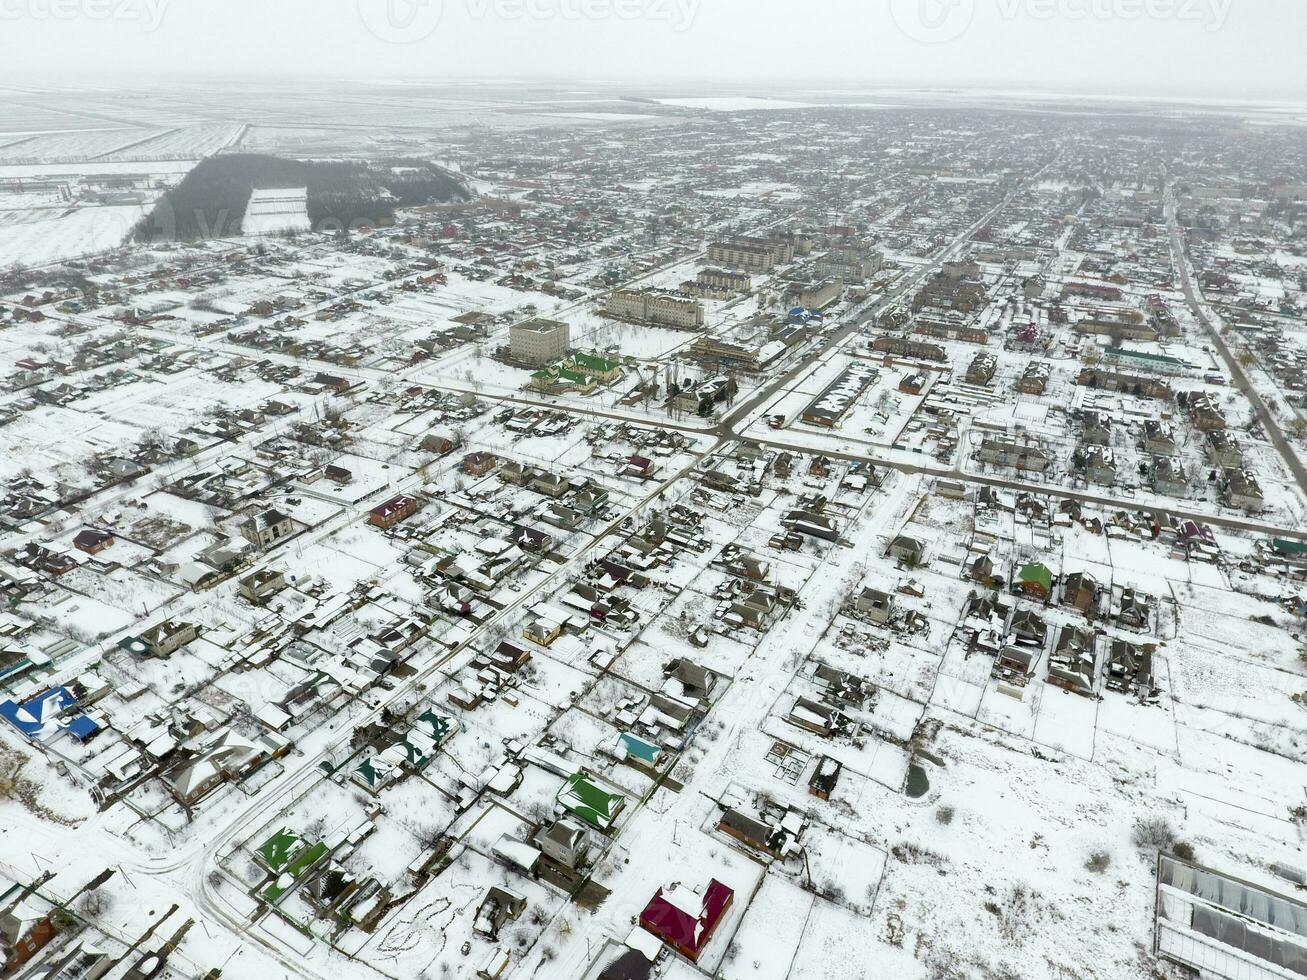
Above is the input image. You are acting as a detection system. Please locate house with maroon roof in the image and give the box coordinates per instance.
[638,878,734,962]
[73,528,114,555]
[624,455,657,480]
[369,495,419,530]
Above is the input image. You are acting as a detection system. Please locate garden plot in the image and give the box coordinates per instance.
[621,620,754,688]
[820,629,943,706]
[1169,635,1301,732]
[545,706,624,764]
[0,402,145,483]
[90,368,286,431]
[1156,740,1299,842]
[929,643,992,718]
[761,702,910,791]
[310,523,410,581]
[1093,675,1178,753]
[795,901,899,980]
[1028,681,1100,760]
[864,725,1166,980]
[355,846,559,977]
[801,824,887,914]
[973,672,1045,741]
[589,796,765,976]
[1177,583,1305,671]
[51,566,182,634]
[719,873,813,980]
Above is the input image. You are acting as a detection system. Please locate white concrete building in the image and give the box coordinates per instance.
[510,318,570,366]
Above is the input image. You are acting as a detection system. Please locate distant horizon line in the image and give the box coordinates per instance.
[0,75,1304,107]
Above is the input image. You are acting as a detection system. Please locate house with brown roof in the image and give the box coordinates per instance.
[1061,572,1100,615]
[462,452,498,476]
[311,372,351,395]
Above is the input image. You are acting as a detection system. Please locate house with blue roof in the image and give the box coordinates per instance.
[0,687,99,743]
[618,733,665,772]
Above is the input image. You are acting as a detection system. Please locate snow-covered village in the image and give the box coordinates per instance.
[3,6,1307,979]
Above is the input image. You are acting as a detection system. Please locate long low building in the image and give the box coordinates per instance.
[1076,368,1173,400]
[1101,346,1188,376]
[687,336,763,373]
[1071,316,1158,342]
[977,438,1053,473]
[870,335,947,363]
[801,362,878,428]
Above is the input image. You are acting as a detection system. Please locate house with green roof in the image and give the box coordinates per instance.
[1272,538,1307,560]
[570,351,621,380]
[414,710,454,743]
[257,828,303,871]
[529,366,598,395]
[395,739,427,767]
[559,367,597,386]
[352,756,395,794]
[350,710,456,795]
[527,351,623,395]
[116,635,152,657]
[262,840,329,903]
[557,771,626,831]
[1015,562,1054,599]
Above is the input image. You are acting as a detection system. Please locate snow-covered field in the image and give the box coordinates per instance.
[0,202,147,266]
[242,186,312,236]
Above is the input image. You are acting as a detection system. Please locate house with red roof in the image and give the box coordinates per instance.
[638,878,734,962]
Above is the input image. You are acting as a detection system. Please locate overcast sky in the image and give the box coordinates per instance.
[2,0,1303,100]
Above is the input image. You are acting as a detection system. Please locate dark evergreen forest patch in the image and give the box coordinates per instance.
[133,155,469,242]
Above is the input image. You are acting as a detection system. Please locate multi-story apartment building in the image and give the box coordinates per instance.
[965,352,998,387]
[912,271,988,314]
[816,247,883,283]
[605,288,705,330]
[510,317,570,366]
[798,278,844,311]
[680,268,752,300]
[1015,361,1051,395]
[706,236,793,273]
